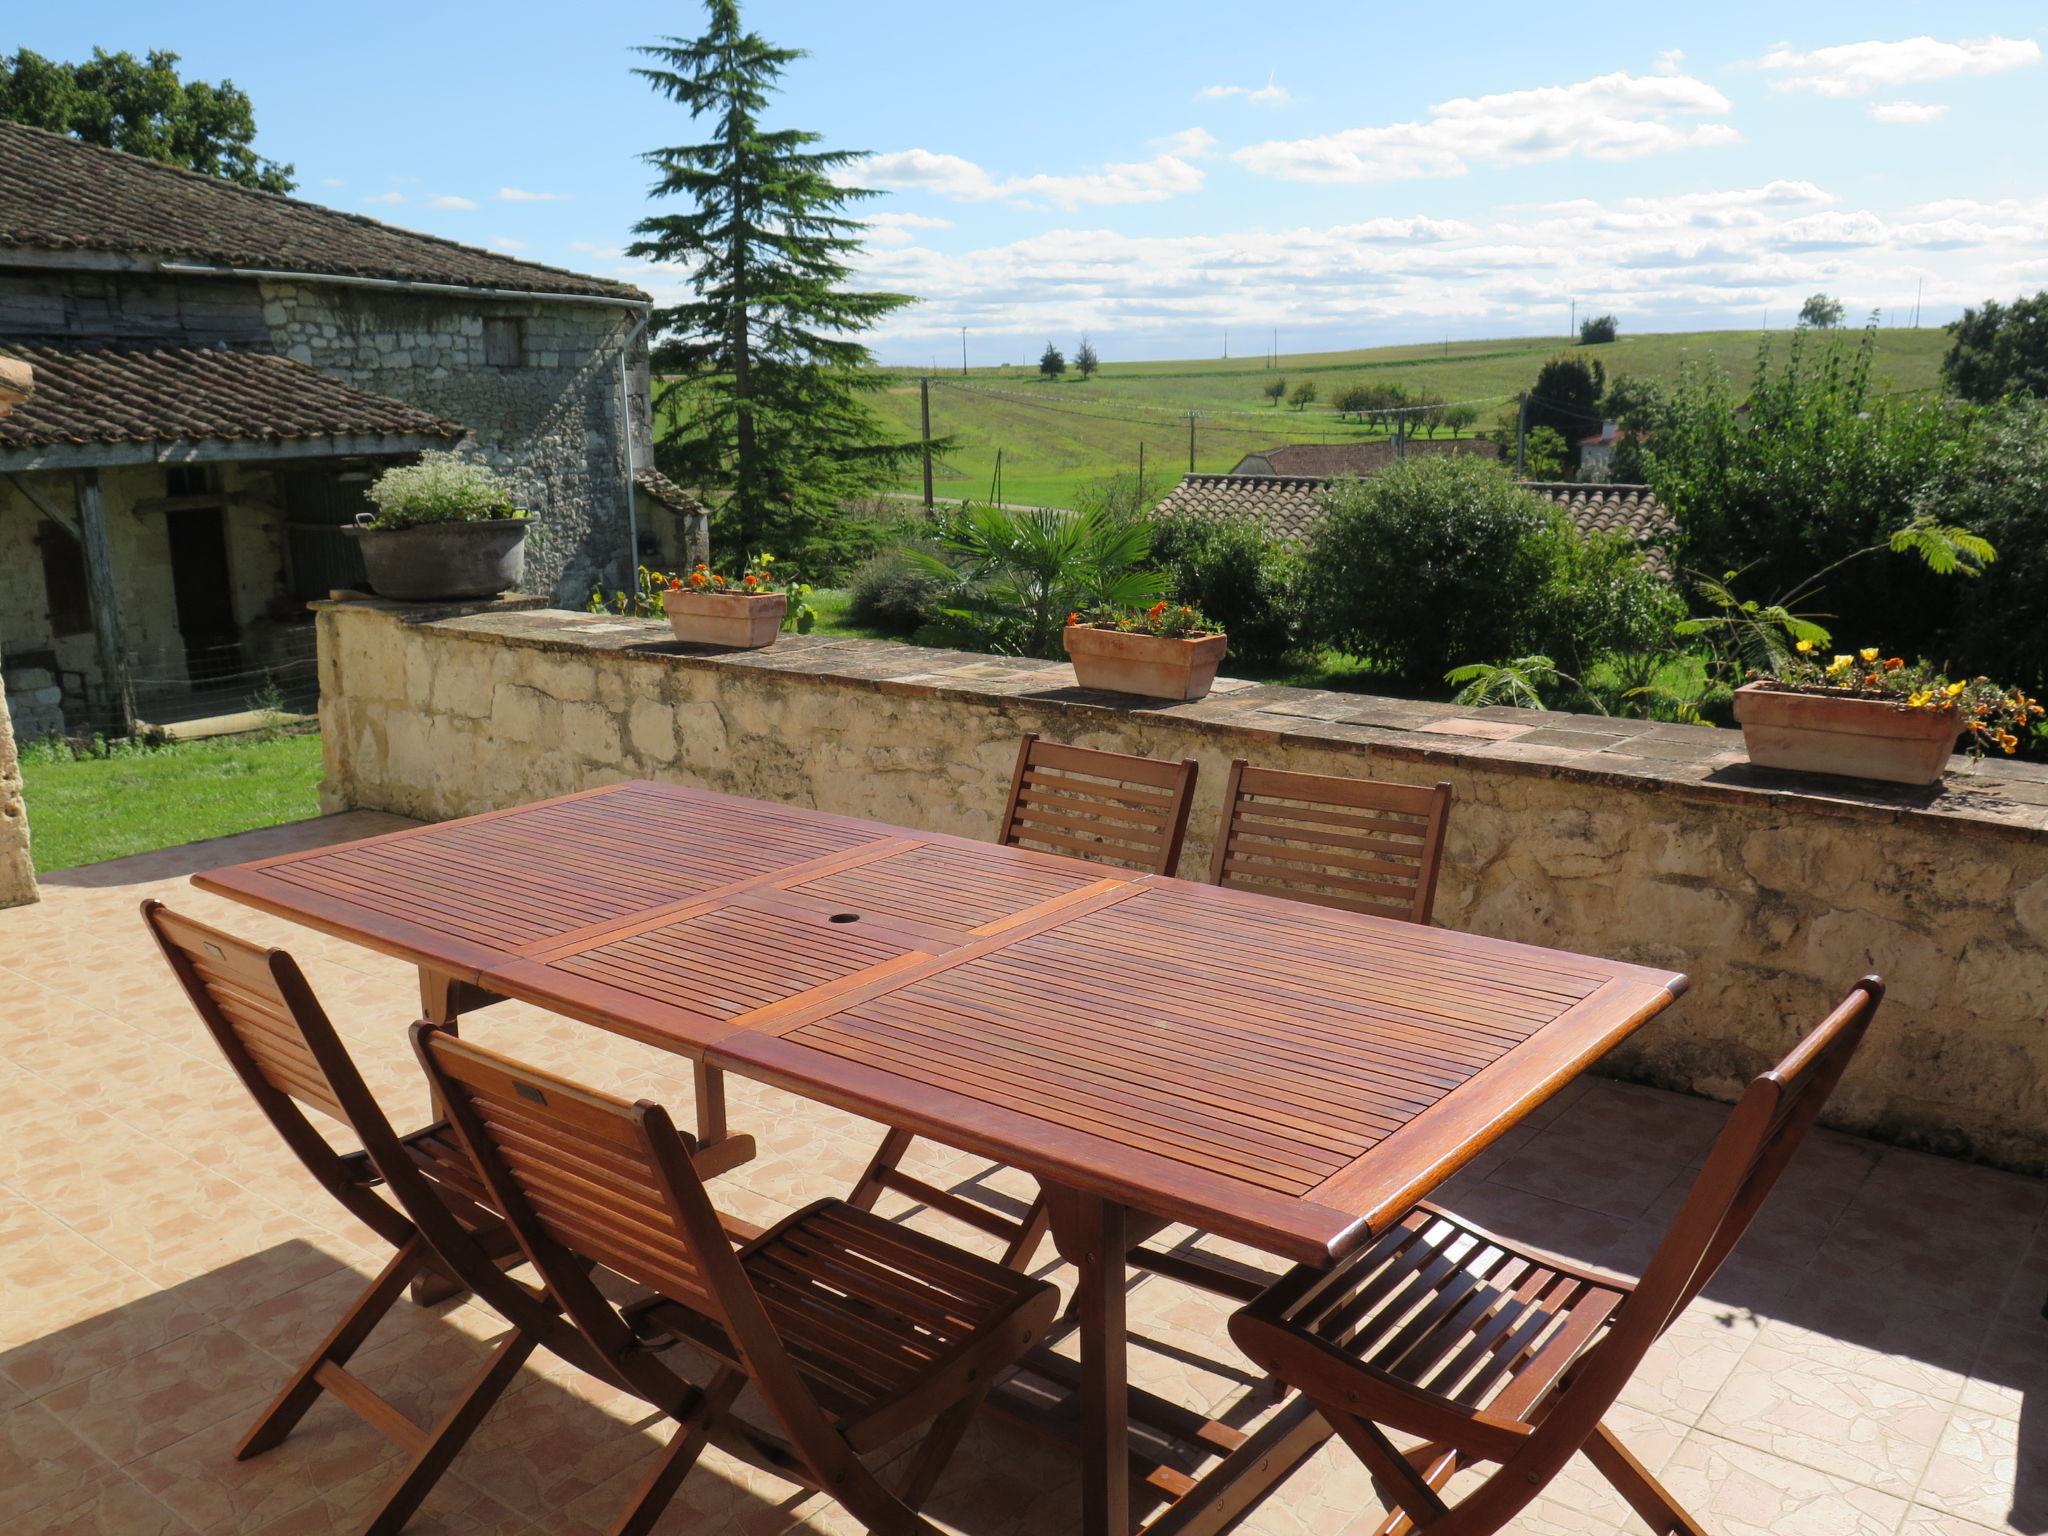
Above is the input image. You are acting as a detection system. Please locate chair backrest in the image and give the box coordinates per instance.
[143,900,558,1342]
[413,1024,831,1444]
[143,899,414,1249]
[1208,761,1452,923]
[998,732,1199,876]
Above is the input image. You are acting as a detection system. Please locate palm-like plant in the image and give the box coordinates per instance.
[911,504,1169,659]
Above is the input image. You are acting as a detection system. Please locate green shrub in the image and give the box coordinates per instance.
[364,453,522,529]
[847,547,950,633]
[1147,515,1300,666]
[1935,398,2048,690]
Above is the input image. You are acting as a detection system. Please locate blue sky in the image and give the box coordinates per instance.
[18,3,2048,362]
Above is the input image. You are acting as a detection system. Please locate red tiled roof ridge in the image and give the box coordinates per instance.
[0,118,646,301]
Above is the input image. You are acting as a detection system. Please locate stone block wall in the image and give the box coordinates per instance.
[262,281,649,605]
[0,659,35,909]
[317,600,2048,1175]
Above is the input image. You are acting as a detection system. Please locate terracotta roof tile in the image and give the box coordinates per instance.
[0,119,643,301]
[0,339,467,451]
[633,468,706,514]
[1153,473,1678,571]
[1230,438,1503,477]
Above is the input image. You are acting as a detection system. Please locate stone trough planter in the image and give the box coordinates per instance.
[1063,625,1229,701]
[664,589,788,649]
[345,518,529,602]
[1732,682,1962,786]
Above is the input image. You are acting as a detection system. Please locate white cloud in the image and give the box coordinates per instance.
[495,187,566,202]
[361,192,405,204]
[1199,71,1291,104]
[1653,49,1686,77]
[864,211,956,247]
[861,131,1214,209]
[425,194,477,210]
[1233,70,1738,183]
[1870,99,1951,124]
[320,177,345,187]
[825,183,2048,350]
[1760,35,2040,97]
[489,237,530,252]
[570,240,628,257]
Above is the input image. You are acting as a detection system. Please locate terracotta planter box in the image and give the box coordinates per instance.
[1732,682,1962,786]
[1063,625,1228,701]
[663,589,788,649]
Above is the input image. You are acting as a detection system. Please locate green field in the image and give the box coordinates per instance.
[21,730,326,872]
[865,327,1951,509]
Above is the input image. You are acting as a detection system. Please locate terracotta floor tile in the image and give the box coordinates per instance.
[10,1470,197,1535]
[1915,1408,2040,1533]
[1657,1430,1909,1535]
[40,1324,286,1467]
[0,1400,122,1525]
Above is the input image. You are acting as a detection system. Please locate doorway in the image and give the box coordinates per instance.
[164,506,242,685]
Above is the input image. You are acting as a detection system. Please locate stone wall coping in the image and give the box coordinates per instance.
[323,596,2048,846]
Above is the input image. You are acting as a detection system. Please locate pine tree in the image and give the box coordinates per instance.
[1038,342,1066,381]
[1074,336,1099,379]
[629,1,921,566]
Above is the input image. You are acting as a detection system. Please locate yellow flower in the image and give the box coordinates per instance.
[1795,639,1814,653]
[1907,690,1932,708]
[1858,647,1879,663]
[1945,680,1968,697]
[1827,655,1853,674]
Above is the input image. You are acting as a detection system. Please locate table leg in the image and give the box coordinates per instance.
[1050,1187,1132,1536]
[418,968,503,1027]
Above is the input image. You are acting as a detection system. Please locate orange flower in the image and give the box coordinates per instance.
[666,577,682,590]
[1148,600,1169,617]
[1884,657,1903,670]
[742,573,758,588]
[1067,612,1080,624]
[687,571,708,588]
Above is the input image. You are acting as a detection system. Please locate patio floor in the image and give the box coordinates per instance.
[2,813,2043,1536]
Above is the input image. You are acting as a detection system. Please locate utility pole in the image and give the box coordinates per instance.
[1223,327,1228,359]
[1137,440,1145,482]
[960,327,968,376]
[1187,412,1197,472]
[919,377,934,512]
[1914,277,1924,329]
[989,447,1003,508]
[1515,392,1528,479]
[1270,327,1277,369]
[1570,298,1576,339]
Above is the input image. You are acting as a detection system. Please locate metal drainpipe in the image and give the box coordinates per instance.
[617,306,652,591]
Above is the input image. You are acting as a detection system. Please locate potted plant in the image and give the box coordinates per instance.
[347,453,531,601]
[1064,600,1229,701]
[1734,643,2043,785]
[661,555,794,648]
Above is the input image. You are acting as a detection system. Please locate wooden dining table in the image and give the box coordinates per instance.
[195,778,1688,1536]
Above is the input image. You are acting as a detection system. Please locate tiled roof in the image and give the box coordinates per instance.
[633,468,706,514]
[1153,474,1329,542]
[0,340,467,451]
[1520,483,1677,547]
[1230,438,1503,477]
[0,119,644,301]
[1152,473,1678,568]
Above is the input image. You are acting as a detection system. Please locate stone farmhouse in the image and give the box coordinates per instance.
[0,119,705,740]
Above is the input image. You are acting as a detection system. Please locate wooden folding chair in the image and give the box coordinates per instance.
[1229,978,1886,1536]
[414,1024,1060,1536]
[845,732,1200,1272]
[143,900,545,1536]
[1208,760,1452,924]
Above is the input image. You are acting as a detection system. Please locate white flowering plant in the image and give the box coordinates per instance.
[362,453,526,530]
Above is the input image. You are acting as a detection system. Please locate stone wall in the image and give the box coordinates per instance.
[261,281,648,604]
[0,638,34,909]
[317,599,2048,1175]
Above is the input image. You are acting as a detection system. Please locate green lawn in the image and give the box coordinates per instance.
[21,730,327,873]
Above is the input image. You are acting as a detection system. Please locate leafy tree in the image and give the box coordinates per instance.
[1148,515,1299,666]
[1074,336,1099,379]
[1526,354,1604,472]
[1578,313,1619,345]
[1643,325,1974,663]
[1037,341,1066,381]
[0,47,294,191]
[1410,391,1447,437]
[1932,399,2048,688]
[1799,293,1846,329]
[1441,402,1479,437]
[1601,373,1668,482]
[1522,425,1567,478]
[1942,291,2048,404]
[630,2,925,569]
[910,504,1166,658]
[1287,379,1318,412]
[1262,377,1287,407]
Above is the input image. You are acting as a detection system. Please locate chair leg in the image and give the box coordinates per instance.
[238,1240,428,1459]
[355,1326,539,1536]
[1583,1423,1711,1536]
[606,1367,748,1536]
[846,1127,916,1212]
[892,1381,994,1511]
[1000,1195,1051,1273]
